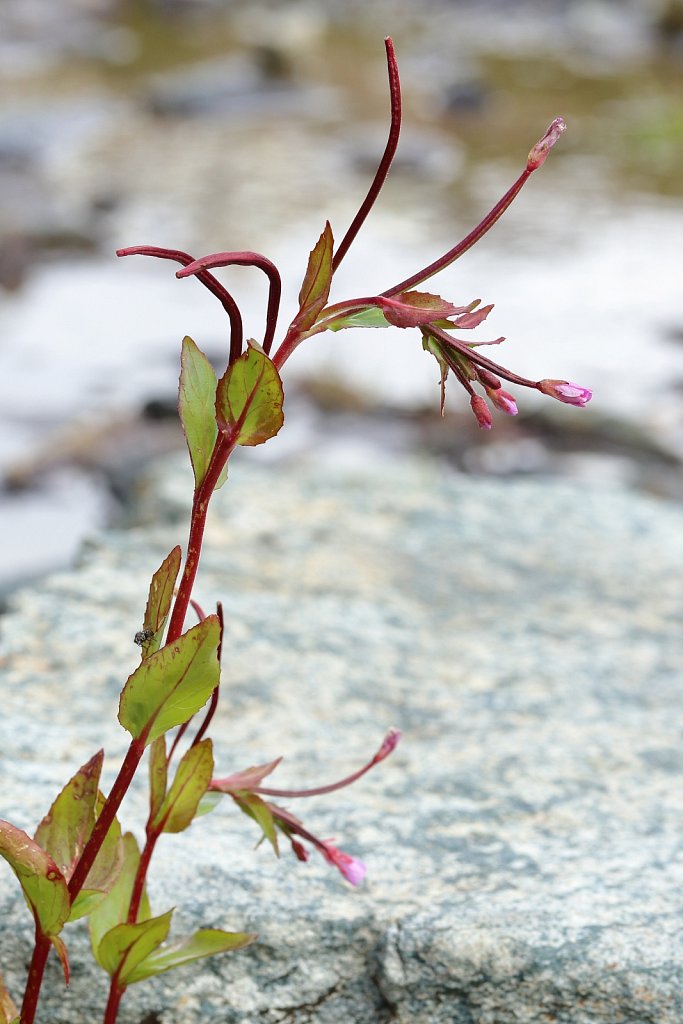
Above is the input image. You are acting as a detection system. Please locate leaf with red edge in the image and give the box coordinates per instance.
[50,934,70,985]
[96,910,173,983]
[67,790,124,922]
[215,342,284,447]
[140,547,182,659]
[34,751,103,882]
[149,736,168,823]
[379,291,473,328]
[0,820,69,937]
[118,616,221,747]
[151,739,214,834]
[211,757,282,793]
[292,222,334,333]
[452,304,494,329]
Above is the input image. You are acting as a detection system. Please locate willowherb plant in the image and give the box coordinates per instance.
[0,37,591,1024]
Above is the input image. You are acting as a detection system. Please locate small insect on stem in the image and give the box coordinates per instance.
[133,628,154,649]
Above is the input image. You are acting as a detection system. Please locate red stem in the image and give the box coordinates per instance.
[20,929,51,1024]
[177,251,282,355]
[102,977,125,1024]
[166,433,235,644]
[68,740,147,901]
[117,246,243,364]
[380,168,532,297]
[426,325,539,389]
[332,37,401,272]
[127,830,160,925]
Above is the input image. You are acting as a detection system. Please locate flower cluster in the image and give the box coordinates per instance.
[119,42,591,433]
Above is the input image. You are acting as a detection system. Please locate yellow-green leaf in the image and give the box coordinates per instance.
[118,616,221,747]
[34,750,103,882]
[89,833,151,955]
[97,910,173,983]
[215,343,284,447]
[126,927,256,984]
[149,736,168,822]
[179,336,220,488]
[151,740,213,835]
[232,793,278,855]
[0,820,69,937]
[68,790,124,921]
[140,547,182,659]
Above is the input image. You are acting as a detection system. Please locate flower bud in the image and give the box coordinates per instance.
[470,394,493,430]
[374,727,401,764]
[527,117,566,170]
[488,388,518,416]
[537,379,592,407]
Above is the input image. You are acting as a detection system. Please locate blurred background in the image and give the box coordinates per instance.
[0,0,682,598]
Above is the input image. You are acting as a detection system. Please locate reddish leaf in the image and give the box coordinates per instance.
[292,222,334,333]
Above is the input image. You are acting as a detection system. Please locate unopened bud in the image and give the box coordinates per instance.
[527,117,566,171]
[374,727,401,764]
[470,394,493,430]
[477,367,501,390]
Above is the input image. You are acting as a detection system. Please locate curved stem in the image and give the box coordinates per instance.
[117,245,243,364]
[177,251,282,355]
[332,37,402,272]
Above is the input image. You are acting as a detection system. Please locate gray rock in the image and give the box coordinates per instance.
[2,453,683,1023]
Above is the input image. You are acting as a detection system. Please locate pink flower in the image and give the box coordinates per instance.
[488,388,518,416]
[537,379,593,407]
[320,842,367,886]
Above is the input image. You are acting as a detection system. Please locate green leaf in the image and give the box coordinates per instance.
[291,222,334,333]
[118,616,221,747]
[140,547,182,659]
[215,342,284,447]
[194,790,224,818]
[34,750,103,882]
[232,793,279,855]
[151,740,214,834]
[97,910,173,984]
[422,333,450,416]
[327,305,391,331]
[0,970,18,1024]
[68,791,124,922]
[89,832,151,955]
[149,736,168,822]
[0,820,69,937]
[126,927,256,984]
[179,336,220,489]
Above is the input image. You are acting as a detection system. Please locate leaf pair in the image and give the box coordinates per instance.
[90,834,254,988]
[179,337,284,491]
[0,751,124,987]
